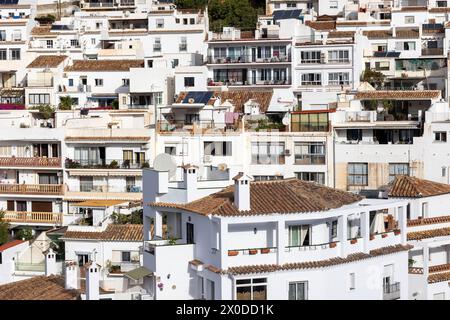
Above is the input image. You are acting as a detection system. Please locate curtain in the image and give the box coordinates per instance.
[370,212,386,234]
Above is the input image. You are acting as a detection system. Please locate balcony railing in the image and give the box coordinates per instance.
[65,158,149,170]
[294,155,326,165]
[383,282,400,300]
[208,77,291,86]
[157,120,240,134]
[109,261,140,273]
[207,54,291,64]
[0,184,64,195]
[0,157,61,168]
[228,247,277,256]
[421,48,444,56]
[15,262,45,272]
[3,211,62,224]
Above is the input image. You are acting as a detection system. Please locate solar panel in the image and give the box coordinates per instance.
[182,91,213,105]
[373,51,400,58]
[0,0,19,4]
[51,25,73,31]
[273,9,302,21]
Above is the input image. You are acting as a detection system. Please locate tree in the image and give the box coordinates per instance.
[59,96,73,110]
[0,211,10,245]
[15,228,33,241]
[174,0,207,9]
[30,105,55,120]
[209,0,258,32]
[362,69,386,89]
[111,209,143,225]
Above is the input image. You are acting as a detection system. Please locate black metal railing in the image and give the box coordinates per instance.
[383,282,400,294]
[207,54,291,64]
[65,158,149,169]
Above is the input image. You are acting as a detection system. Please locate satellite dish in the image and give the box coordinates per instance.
[188,98,195,104]
[153,153,177,179]
[218,163,228,171]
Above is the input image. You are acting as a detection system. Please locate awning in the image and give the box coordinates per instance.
[88,95,117,99]
[72,200,128,207]
[124,266,153,281]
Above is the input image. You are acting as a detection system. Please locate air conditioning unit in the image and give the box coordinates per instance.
[203,155,212,163]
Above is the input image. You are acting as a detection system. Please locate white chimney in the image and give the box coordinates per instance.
[86,261,100,300]
[65,261,79,290]
[233,172,252,211]
[183,164,198,202]
[45,248,57,276]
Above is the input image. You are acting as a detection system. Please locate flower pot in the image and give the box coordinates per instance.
[382,234,388,238]
[249,249,258,255]
[394,229,401,235]
[329,242,337,248]
[350,239,358,244]
[228,250,239,256]
[260,248,270,254]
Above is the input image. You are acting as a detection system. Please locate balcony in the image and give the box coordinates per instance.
[207,54,291,64]
[0,157,61,168]
[157,120,240,135]
[15,262,45,272]
[383,282,400,300]
[208,77,291,87]
[65,158,149,170]
[26,77,53,87]
[421,48,444,56]
[294,155,326,165]
[3,211,62,225]
[0,184,64,195]
[108,261,140,274]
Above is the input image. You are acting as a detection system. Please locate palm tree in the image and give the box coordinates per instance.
[59,96,73,110]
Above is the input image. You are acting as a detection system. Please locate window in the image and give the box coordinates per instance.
[122,78,130,86]
[349,273,355,290]
[204,141,232,156]
[29,94,50,105]
[289,225,310,246]
[348,163,368,186]
[301,73,321,85]
[433,292,445,300]
[91,38,96,45]
[165,146,176,155]
[70,39,79,47]
[156,19,164,28]
[172,59,179,68]
[295,172,325,185]
[10,48,20,60]
[39,173,58,185]
[0,30,5,41]
[236,278,267,300]
[328,50,349,63]
[46,40,53,49]
[16,201,27,212]
[121,251,131,262]
[154,38,161,52]
[179,36,187,52]
[442,167,447,177]
[437,1,447,7]
[347,129,362,141]
[253,175,283,181]
[175,18,180,23]
[154,92,163,105]
[0,49,6,60]
[421,202,428,218]
[375,61,390,71]
[328,72,350,85]
[68,79,74,87]
[251,142,285,164]
[12,30,21,41]
[190,18,195,24]
[289,282,308,300]
[291,112,329,132]
[287,3,297,8]
[404,16,415,24]
[389,163,409,182]
[329,1,338,8]
[301,51,321,63]
[95,79,103,86]
[331,220,338,238]
[435,131,447,142]
[395,41,416,51]
[183,18,188,25]
[147,60,153,68]
[184,77,195,87]
[135,152,146,165]
[75,147,102,166]
[294,142,325,165]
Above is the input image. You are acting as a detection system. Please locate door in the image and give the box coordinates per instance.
[77,254,89,267]
[186,222,194,244]
[32,201,52,212]
[51,144,59,157]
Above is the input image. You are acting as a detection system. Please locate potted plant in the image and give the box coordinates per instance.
[394,229,401,235]
[350,238,358,244]
[408,259,416,267]
[329,242,337,248]
[249,249,258,255]
[109,160,118,169]
[260,248,271,254]
[228,250,238,256]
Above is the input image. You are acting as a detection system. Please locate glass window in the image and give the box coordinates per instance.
[295,172,325,184]
[301,51,321,63]
[328,50,349,63]
[0,49,6,60]
[236,278,267,300]
[328,72,350,85]
[156,19,164,28]
[347,163,368,186]
[95,79,103,86]
[204,141,232,156]
[288,225,310,246]
[10,48,20,60]
[291,112,329,132]
[184,77,195,87]
[289,281,308,300]
[389,163,409,182]
[29,94,50,105]
[349,273,355,290]
[294,142,325,165]
[435,131,447,142]
[301,73,321,85]
[251,142,285,164]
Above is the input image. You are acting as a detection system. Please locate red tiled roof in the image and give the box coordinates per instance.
[151,178,362,217]
[355,90,441,100]
[64,60,144,72]
[0,239,25,252]
[428,271,450,283]
[389,176,450,198]
[408,215,450,227]
[27,55,68,68]
[63,224,143,241]
[408,227,450,241]
[0,275,80,300]
[305,21,336,30]
[224,244,412,275]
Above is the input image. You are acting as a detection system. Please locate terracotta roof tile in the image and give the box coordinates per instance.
[396,29,420,39]
[408,215,450,227]
[430,7,450,13]
[65,136,150,141]
[189,259,204,266]
[63,224,143,241]
[389,176,450,198]
[337,20,391,26]
[328,31,355,38]
[64,60,144,72]
[305,21,336,30]
[224,244,412,275]
[428,271,450,283]
[27,55,68,68]
[0,239,25,252]
[151,178,362,217]
[363,30,392,39]
[399,6,427,11]
[408,227,450,241]
[31,26,53,35]
[0,275,80,300]
[355,90,440,100]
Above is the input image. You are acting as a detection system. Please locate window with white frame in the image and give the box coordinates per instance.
[294,142,326,165]
[12,30,21,41]
[328,50,349,63]
[301,51,321,63]
[328,72,350,86]
[46,40,53,48]
[0,49,6,60]
[295,172,325,185]
[404,16,415,24]
[289,225,310,246]
[395,41,416,51]
[349,273,355,290]
[156,19,164,28]
[10,48,20,60]
[375,61,390,70]
[154,92,163,105]
[122,78,130,86]
[236,278,267,300]
[389,163,409,182]
[329,1,338,8]
[301,73,321,85]
[251,142,285,165]
[29,93,50,105]
[288,281,308,300]
[347,163,368,186]
[95,79,103,86]
[154,37,161,52]
[204,141,232,156]
[70,39,79,47]
[434,131,447,142]
[179,36,187,52]
[252,175,284,181]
